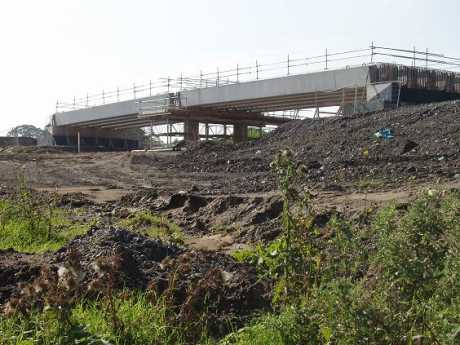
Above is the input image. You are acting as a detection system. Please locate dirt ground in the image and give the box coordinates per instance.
[0,101,459,248]
[1,147,458,248]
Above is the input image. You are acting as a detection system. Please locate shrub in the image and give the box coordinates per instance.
[220,308,319,345]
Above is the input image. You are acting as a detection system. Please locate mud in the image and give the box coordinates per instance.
[113,190,284,242]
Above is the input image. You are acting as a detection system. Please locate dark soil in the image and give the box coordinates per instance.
[0,249,44,304]
[162,101,460,192]
[2,228,270,332]
[114,190,284,241]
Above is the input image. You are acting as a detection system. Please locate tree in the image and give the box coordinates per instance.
[7,125,46,139]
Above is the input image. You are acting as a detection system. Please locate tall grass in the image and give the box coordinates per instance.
[231,189,460,344]
[1,293,213,345]
[0,191,89,253]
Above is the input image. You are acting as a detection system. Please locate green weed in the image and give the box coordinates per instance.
[0,199,89,253]
[118,211,184,244]
[0,293,213,345]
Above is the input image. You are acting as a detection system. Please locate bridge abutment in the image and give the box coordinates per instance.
[50,126,143,151]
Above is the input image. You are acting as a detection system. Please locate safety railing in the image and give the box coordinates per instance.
[55,44,460,113]
[136,94,185,116]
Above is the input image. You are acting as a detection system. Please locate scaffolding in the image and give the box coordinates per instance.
[55,44,460,114]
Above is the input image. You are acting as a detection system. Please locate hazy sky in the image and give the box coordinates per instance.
[0,0,459,134]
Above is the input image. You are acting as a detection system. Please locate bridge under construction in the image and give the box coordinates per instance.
[51,45,460,150]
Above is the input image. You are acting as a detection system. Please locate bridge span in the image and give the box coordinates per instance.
[52,53,460,150]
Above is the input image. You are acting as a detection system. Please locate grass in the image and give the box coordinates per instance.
[72,294,187,345]
[118,211,184,244]
[220,308,319,345]
[0,293,214,345]
[0,199,90,253]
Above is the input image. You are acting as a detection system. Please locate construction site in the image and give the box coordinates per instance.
[1,43,460,344]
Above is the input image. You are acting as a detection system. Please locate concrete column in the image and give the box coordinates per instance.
[233,123,248,143]
[184,120,199,143]
[65,127,70,146]
[205,123,209,141]
[95,129,99,147]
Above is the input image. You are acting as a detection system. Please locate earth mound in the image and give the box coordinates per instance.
[2,228,270,331]
[168,101,460,191]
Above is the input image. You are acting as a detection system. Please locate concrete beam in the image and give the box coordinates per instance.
[53,93,170,127]
[181,66,370,107]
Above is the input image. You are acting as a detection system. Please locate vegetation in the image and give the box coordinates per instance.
[230,151,460,344]
[118,211,184,244]
[1,291,214,345]
[247,127,265,141]
[1,151,459,344]
[7,125,47,139]
[0,181,89,253]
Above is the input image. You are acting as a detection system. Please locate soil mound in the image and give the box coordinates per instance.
[162,192,283,241]
[169,101,460,191]
[116,189,284,241]
[119,188,159,207]
[129,152,158,166]
[55,228,270,330]
[53,228,183,289]
[2,228,270,329]
[0,249,44,303]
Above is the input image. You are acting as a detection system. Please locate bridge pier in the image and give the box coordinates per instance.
[184,120,200,143]
[183,120,248,144]
[233,123,248,143]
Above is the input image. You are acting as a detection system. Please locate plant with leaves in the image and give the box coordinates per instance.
[7,124,46,139]
[267,149,322,304]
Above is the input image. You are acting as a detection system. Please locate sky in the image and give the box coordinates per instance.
[0,0,459,135]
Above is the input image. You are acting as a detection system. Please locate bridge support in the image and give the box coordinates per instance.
[50,126,143,151]
[233,123,248,143]
[184,120,199,143]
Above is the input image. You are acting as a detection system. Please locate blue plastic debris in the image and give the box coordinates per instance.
[374,128,394,140]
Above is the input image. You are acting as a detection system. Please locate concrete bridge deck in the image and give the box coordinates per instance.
[51,62,460,147]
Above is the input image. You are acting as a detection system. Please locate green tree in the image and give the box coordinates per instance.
[7,124,46,138]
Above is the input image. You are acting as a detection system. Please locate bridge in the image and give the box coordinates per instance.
[51,45,460,150]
